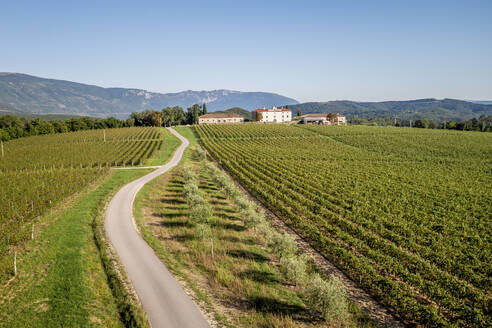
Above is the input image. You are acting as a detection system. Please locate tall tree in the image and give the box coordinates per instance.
[187,104,201,125]
[327,113,338,124]
[150,111,163,127]
[202,103,207,115]
[162,106,186,126]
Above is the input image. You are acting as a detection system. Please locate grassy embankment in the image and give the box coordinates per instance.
[134,126,374,327]
[0,128,180,327]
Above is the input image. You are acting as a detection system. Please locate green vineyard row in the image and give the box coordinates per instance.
[195,124,491,327]
[0,127,164,281]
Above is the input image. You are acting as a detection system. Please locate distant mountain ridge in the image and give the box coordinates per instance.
[289,98,492,121]
[0,73,298,118]
[467,100,492,105]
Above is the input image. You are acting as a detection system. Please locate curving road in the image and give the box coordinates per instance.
[105,127,209,328]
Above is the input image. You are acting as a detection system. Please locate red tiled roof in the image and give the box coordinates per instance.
[199,113,243,118]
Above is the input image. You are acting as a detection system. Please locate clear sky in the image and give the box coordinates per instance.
[1,0,491,102]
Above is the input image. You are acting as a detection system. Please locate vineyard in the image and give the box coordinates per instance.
[0,127,163,171]
[0,127,165,281]
[195,124,492,327]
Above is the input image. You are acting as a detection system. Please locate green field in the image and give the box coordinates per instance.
[0,127,169,282]
[195,124,492,327]
[135,127,373,327]
[0,127,180,327]
[0,169,150,327]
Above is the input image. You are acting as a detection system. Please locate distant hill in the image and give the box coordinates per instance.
[212,107,252,120]
[13,113,85,121]
[0,73,298,118]
[289,99,492,121]
[467,100,492,105]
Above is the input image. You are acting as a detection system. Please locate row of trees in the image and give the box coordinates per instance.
[202,158,350,323]
[130,103,207,127]
[0,115,135,141]
[0,103,209,141]
[349,115,492,131]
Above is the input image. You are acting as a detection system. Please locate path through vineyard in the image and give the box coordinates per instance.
[105,127,209,328]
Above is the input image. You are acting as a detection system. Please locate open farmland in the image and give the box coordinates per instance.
[0,127,165,281]
[0,127,163,170]
[195,124,492,327]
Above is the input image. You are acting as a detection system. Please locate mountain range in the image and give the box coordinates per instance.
[1,73,491,121]
[0,73,298,118]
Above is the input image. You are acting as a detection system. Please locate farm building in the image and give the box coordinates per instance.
[253,107,292,123]
[198,113,244,124]
[300,113,347,125]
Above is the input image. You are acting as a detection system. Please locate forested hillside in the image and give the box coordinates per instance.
[289,98,492,121]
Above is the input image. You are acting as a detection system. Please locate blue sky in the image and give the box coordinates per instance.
[1,0,491,102]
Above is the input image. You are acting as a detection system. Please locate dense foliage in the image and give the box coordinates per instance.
[0,114,134,141]
[0,127,164,281]
[288,98,492,122]
[349,114,492,131]
[130,104,206,127]
[195,124,492,327]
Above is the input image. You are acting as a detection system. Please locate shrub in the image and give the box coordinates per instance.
[195,222,212,240]
[305,274,349,323]
[257,221,274,239]
[194,146,207,161]
[280,254,308,285]
[189,202,212,223]
[183,165,197,182]
[183,183,199,203]
[270,232,297,258]
[242,206,263,230]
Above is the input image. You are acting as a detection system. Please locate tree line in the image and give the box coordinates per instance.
[0,103,208,141]
[130,103,207,127]
[0,115,135,141]
[349,115,492,132]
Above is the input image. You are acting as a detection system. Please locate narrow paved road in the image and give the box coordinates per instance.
[105,127,209,328]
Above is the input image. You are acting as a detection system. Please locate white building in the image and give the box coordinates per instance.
[253,106,292,123]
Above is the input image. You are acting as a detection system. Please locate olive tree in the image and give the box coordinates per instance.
[270,231,297,258]
[305,274,349,323]
[280,254,308,285]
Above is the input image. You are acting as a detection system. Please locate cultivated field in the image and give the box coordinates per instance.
[0,127,165,281]
[195,124,492,327]
[135,127,373,327]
